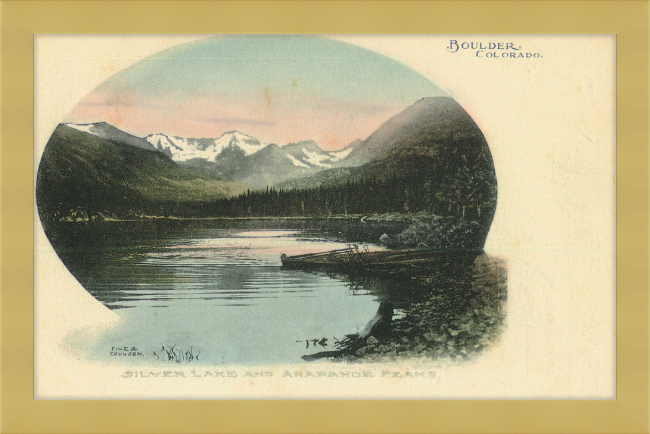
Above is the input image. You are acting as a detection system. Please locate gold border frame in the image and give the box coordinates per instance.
[3,1,647,433]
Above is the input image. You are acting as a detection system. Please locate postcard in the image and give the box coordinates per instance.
[34,34,615,399]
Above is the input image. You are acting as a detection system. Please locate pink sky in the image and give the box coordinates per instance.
[67,89,407,150]
[63,36,445,150]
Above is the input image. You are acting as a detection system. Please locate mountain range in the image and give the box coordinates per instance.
[63,124,361,189]
[145,131,265,160]
[38,96,498,239]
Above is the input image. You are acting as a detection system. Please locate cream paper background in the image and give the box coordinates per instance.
[34,35,615,399]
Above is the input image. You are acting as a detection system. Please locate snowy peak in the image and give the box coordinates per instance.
[61,120,364,189]
[64,122,102,136]
[329,140,360,161]
[281,140,354,169]
[145,129,360,170]
[145,131,265,162]
[214,131,265,155]
[63,122,157,152]
[146,133,185,152]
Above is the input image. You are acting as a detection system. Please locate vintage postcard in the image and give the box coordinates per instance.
[34,35,615,399]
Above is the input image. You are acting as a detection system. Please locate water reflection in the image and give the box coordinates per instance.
[45,220,506,365]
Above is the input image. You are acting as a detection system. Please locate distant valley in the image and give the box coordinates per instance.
[38,97,498,250]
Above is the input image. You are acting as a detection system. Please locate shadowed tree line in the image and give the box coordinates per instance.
[38,168,495,231]
[37,124,497,240]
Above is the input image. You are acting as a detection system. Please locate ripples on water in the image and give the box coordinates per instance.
[46,220,507,365]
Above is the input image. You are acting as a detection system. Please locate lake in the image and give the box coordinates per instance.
[45,219,507,366]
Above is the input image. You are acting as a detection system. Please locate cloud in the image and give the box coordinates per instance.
[77,101,165,109]
[200,117,277,127]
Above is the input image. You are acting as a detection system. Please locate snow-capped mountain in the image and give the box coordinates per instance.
[281,140,352,169]
[143,131,362,188]
[146,131,357,170]
[145,131,265,162]
[60,121,363,189]
[330,146,355,161]
[178,139,360,189]
[64,122,158,152]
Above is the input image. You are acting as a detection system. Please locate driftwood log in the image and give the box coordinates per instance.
[301,302,394,361]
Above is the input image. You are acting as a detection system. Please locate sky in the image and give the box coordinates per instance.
[65,35,447,150]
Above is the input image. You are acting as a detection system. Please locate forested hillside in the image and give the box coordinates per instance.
[37,96,497,246]
[36,125,243,222]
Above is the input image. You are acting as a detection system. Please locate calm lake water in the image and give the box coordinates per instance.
[46,219,507,366]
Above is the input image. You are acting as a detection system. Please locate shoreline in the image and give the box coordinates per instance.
[51,211,443,224]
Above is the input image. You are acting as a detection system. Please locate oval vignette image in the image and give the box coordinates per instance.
[36,35,507,367]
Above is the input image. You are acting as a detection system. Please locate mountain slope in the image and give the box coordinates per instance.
[283,97,494,184]
[36,124,243,221]
[235,143,312,189]
[340,97,468,166]
[278,97,497,232]
[64,122,158,152]
[277,167,355,190]
[282,140,344,168]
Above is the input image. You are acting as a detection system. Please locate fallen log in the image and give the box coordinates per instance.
[281,249,480,274]
[301,301,394,362]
